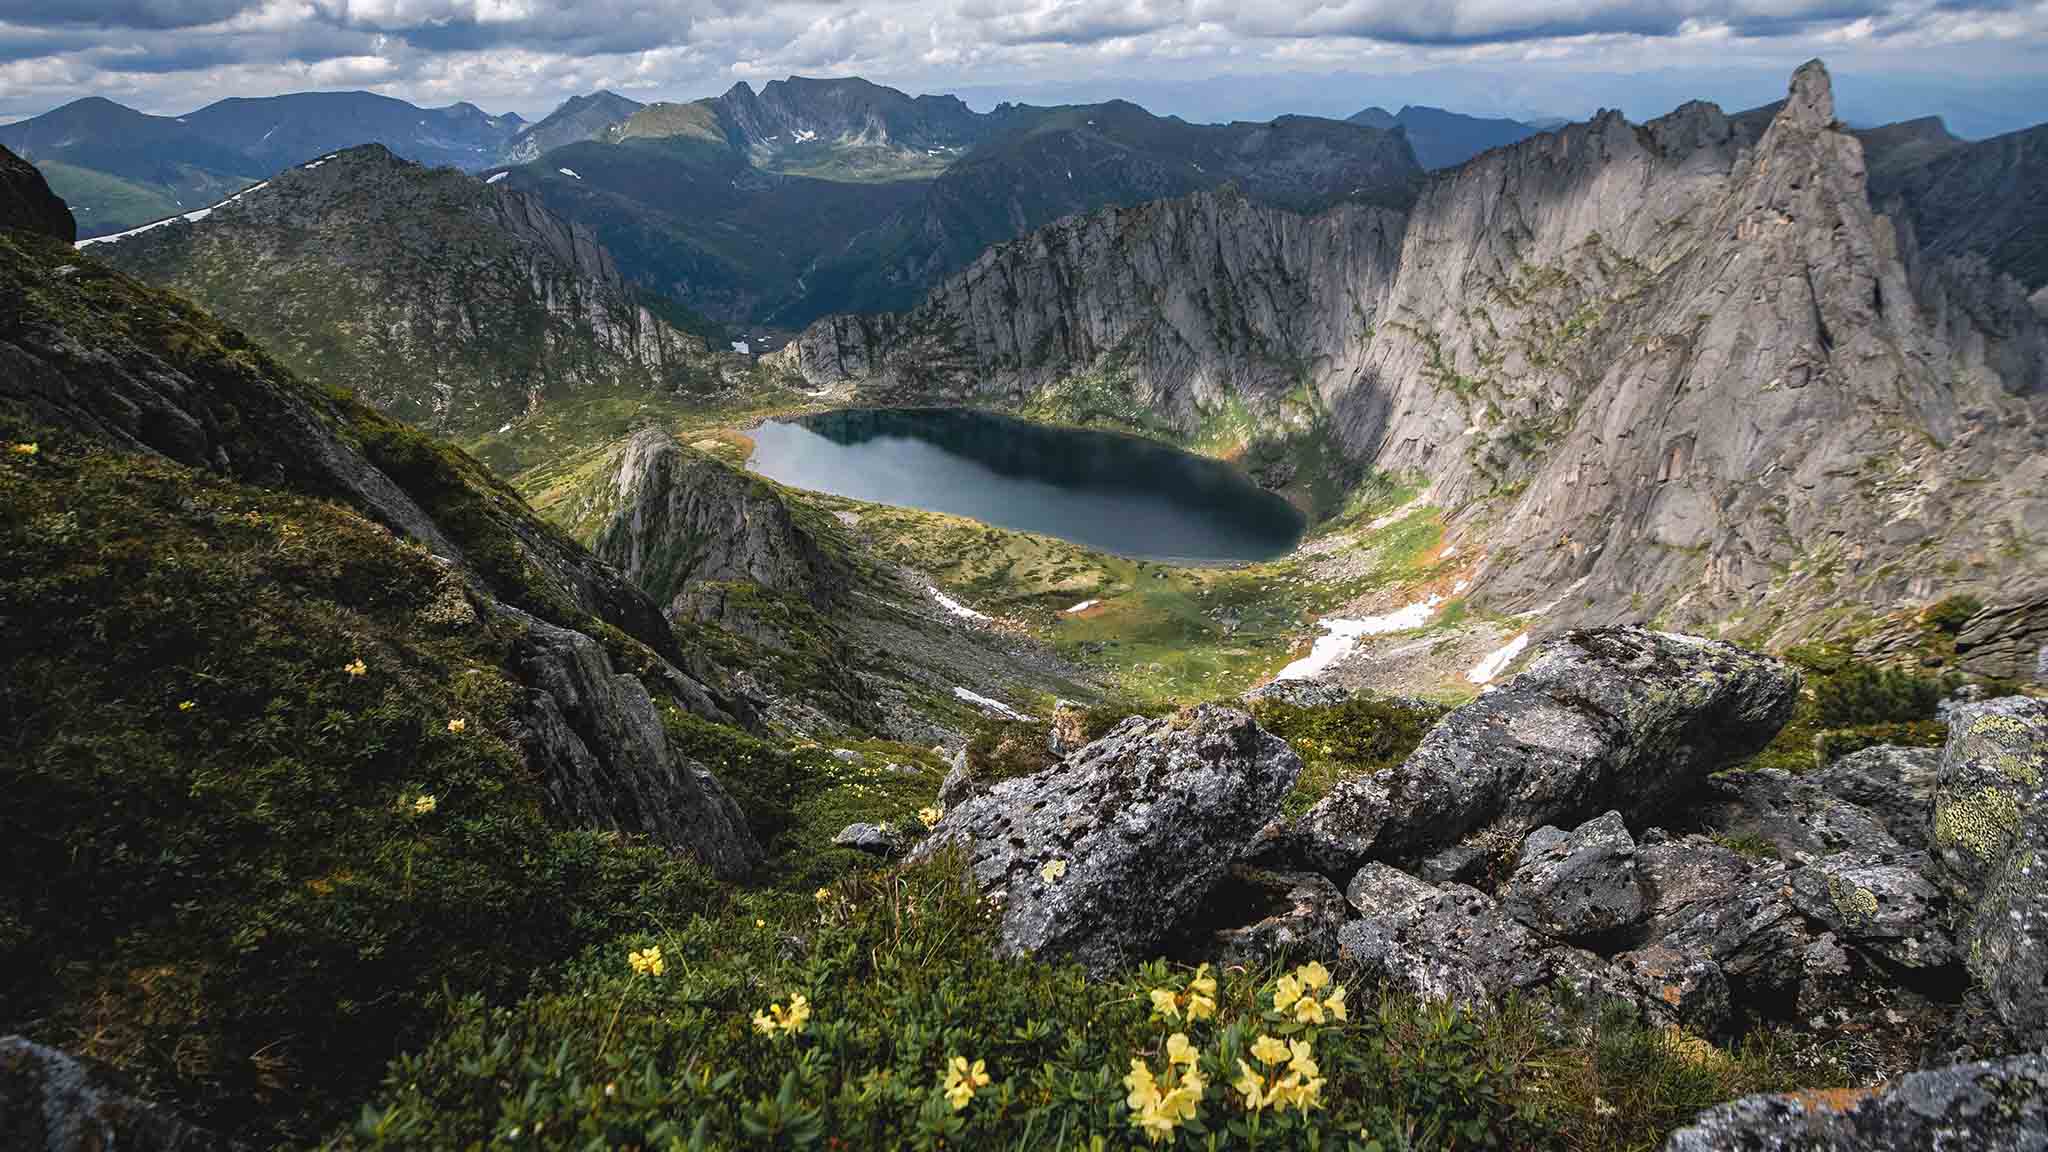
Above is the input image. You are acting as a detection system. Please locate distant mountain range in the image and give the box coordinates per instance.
[0,91,524,235]
[1346,105,1548,169]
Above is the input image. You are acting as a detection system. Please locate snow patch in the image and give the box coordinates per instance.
[929,586,991,624]
[1062,599,1099,614]
[497,422,512,434]
[76,181,269,248]
[1453,578,1470,593]
[558,167,580,178]
[954,687,1025,721]
[302,160,324,170]
[1467,633,1530,685]
[730,340,751,354]
[792,129,817,142]
[1276,594,1444,682]
[485,171,509,184]
[1441,545,1458,558]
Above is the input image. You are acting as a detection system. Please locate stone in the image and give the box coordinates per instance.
[1628,834,1816,1007]
[1611,945,1732,1037]
[1934,697,2048,1042]
[1662,1051,2048,1152]
[0,145,75,243]
[886,761,922,776]
[1499,812,1646,943]
[909,706,1300,975]
[1785,851,1953,969]
[1291,629,1798,873]
[831,748,865,764]
[832,822,904,855]
[0,1036,215,1151]
[1205,869,1349,967]
[1808,746,1944,851]
[937,747,981,810]
[1700,768,1915,862]
[1049,699,1089,756]
[509,610,760,880]
[1337,864,1631,1013]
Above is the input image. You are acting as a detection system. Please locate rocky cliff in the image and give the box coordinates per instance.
[782,63,2048,667]
[592,426,848,615]
[0,145,74,242]
[89,144,724,439]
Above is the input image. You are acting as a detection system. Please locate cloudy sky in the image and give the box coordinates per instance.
[3,1,2046,136]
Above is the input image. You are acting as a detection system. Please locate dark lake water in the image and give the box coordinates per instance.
[747,408,1305,564]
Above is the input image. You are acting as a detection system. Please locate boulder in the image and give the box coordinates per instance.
[1663,1051,2048,1152]
[1611,944,1733,1037]
[0,1036,214,1151]
[1500,812,1646,943]
[1337,864,1631,1013]
[509,611,760,879]
[937,747,981,810]
[1204,869,1349,967]
[909,706,1300,974]
[1700,768,1915,861]
[0,145,75,243]
[1623,834,1816,1007]
[1048,699,1089,756]
[832,822,904,855]
[1807,745,1943,851]
[1785,851,1953,969]
[1934,697,2048,1041]
[1289,629,1798,873]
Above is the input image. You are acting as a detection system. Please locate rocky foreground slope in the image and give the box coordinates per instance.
[783,62,2048,674]
[88,144,730,440]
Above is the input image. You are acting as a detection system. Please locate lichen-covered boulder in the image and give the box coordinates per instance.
[910,706,1300,975]
[1337,864,1630,1012]
[1933,697,2048,1041]
[1623,833,1816,1006]
[1699,768,1914,862]
[1786,851,1952,969]
[1500,812,1646,943]
[0,1036,214,1151]
[1662,1051,2048,1151]
[1289,628,1798,872]
[1205,868,1349,967]
[1807,745,1943,851]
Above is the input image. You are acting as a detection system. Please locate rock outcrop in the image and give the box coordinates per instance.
[0,145,74,243]
[0,1037,215,1152]
[1284,628,1797,872]
[510,612,759,878]
[1499,812,1645,944]
[89,144,725,439]
[1663,1051,2048,1151]
[911,706,1300,975]
[592,427,847,615]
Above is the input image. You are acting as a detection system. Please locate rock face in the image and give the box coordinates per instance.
[1287,628,1797,872]
[90,144,723,438]
[784,61,2048,657]
[510,612,759,878]
[1204,869,1349,967]
[911,706,1301,975]
[0,145,74,243]
[1499,812,1645,943]
[591,427,846,615]
[781,185,1407,439]
[0,1036,215,1152]
[1935,698,2048,1041]
[1663,1051,2048,1152]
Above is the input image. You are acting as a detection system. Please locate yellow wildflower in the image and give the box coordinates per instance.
[754,918,766,928]
[814,886,832,903]
[1165,1032,1198,1068]
[1297,960,1331,990]
[1186,963,1217,1021]
[1040,857,1068,883]
[1149,987,1182,1022]
[1233,1060,1268,1112]
[177,700,196,712]
[1250,1034,1290,1067]
[943,1056,990,1111]
[754,993,810,1038]
[1273,972,1302,1012]
[1125,1058,1161,1113]
[411,794,437,817]
[917,806,941,829]
[343,657,368,678]
[10,442,37,456]
[447,718,466,733]
[1286,1039,1319,1081]
[1324,983,1348,1023]
[627,945,664,977]
[1125,1054,1202,1143]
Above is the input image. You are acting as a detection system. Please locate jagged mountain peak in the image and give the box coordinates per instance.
[1786,58,1837,128]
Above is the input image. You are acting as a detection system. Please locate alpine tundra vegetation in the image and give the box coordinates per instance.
[1,50,2046,1152]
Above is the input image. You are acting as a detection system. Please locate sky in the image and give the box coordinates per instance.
[2,1,2046,137]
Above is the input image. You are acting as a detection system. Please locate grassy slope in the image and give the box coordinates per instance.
[34,159,180,233]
